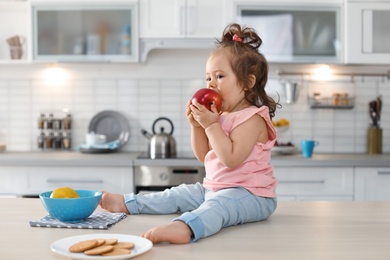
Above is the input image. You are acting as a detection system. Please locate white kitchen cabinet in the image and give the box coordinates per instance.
[30,0,139,63]
[0,166,133,197]
[274,167,354,201]
[0,1,29,63]
[140,0,229,38]
[355,167,390,200]
[233,0,344,63]
[346,1,390,64]
[0,167,28,197]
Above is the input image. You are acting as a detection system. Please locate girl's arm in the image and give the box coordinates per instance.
[186,100,210,162]
[191,126,209,162]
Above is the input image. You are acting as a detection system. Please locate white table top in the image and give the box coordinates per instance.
[1,198,390,260]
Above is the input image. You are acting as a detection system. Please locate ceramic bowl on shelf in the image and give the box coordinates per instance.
[275,125,289,134]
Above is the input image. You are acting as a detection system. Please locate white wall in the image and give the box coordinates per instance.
[0,49,389,154]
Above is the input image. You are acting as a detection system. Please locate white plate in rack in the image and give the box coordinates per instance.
[50,233,152,259]
[86,110,130,152]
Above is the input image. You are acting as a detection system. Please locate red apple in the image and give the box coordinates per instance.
[192,88,222,112]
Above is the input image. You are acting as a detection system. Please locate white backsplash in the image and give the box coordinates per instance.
[0,49,389,154]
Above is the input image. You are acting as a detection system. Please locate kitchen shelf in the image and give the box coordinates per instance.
[309,97,354,109]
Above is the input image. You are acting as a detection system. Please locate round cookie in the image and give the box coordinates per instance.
[95,239,106,246]
[84,245,114,256]
[104,239,118,245]
[69,240,98,253]
[102,248,131,256]
[114,242,135,249]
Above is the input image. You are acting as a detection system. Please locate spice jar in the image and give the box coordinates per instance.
[340,93,349,106]
[63,113,72,130]
[37,113,45,129]
[46,113,53,129]
[45,131,54,149]
[62,132,71,150]
[53,132,62,149]
[37,132,45,149]
[332,93,340,106]
[52,118,62,130]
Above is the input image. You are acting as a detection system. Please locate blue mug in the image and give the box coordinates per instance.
[301,140,319,158]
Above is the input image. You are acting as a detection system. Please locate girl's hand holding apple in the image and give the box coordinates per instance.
[188,88,223,129]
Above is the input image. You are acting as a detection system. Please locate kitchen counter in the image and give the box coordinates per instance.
[1,198,389,260]
[0,151,389,167]
[271,153,390,167]
[0,152,139,167]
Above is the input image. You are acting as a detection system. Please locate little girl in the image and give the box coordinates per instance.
[100,23,279,244]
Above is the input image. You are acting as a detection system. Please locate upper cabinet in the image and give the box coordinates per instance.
[30,0,139,63]
[140,0,230,38]
[346,0,390,64]
[0,1,29,63]
[234,0,344,64]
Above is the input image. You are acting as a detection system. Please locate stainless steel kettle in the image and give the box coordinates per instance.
[141,117,176,159]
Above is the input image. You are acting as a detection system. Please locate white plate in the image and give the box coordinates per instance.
[88,110,130,152]
[272,146,297,155]
[50,233,152,260]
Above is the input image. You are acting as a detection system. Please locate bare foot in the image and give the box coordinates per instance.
[99,191,129,214]
[141,221,193,244]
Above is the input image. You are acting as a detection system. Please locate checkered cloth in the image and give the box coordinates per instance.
[29,212,127,229]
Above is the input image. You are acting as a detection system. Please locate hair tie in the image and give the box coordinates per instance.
[232,34,242,43]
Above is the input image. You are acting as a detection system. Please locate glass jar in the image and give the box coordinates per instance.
[37,132,45,149]
[45,131,54,149]
[52,118,62,130]
[63,113,72,130]
[37,113,45,129]
[332,93,341,106]
[53,132,62,149]
[46,113,53,129]
[62,132,71,150]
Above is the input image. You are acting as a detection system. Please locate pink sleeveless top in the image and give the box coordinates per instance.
[202,106,277,197]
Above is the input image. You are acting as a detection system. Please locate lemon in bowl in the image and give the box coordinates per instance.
[40,187,102,222]
[50,186,80,199]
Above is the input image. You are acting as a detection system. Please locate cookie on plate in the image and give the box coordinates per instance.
[69,240,98,253]
[104,239,118,245]
[84,245,114,256]
[102,248,131,256]
[114,242,135,249]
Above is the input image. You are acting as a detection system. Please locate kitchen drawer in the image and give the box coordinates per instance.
[355,167,390,200]
[0,167,28,196]
[274,167,354,199]
[25,167,133,195]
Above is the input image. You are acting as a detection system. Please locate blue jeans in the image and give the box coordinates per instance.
[124,182,277,242]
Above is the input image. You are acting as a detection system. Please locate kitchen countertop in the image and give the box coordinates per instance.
[1,198,389,260]
[0,152,139,167]
[0,151,389,167]
[271,153,390,167]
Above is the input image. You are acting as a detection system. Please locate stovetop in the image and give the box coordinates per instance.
[136,151,197,159]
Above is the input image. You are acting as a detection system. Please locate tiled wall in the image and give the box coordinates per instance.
[0,50,389,154]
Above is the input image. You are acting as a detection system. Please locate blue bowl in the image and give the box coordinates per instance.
[39,190,102,222]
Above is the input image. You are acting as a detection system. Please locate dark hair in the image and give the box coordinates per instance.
[214,23,280,118]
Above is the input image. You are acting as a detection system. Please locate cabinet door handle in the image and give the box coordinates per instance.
[46,179,103,184]
[278,180,325,184]
[187,5,196,35]
[179,5,186,35]
[378,171,390,175]
[362,10,373,53]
